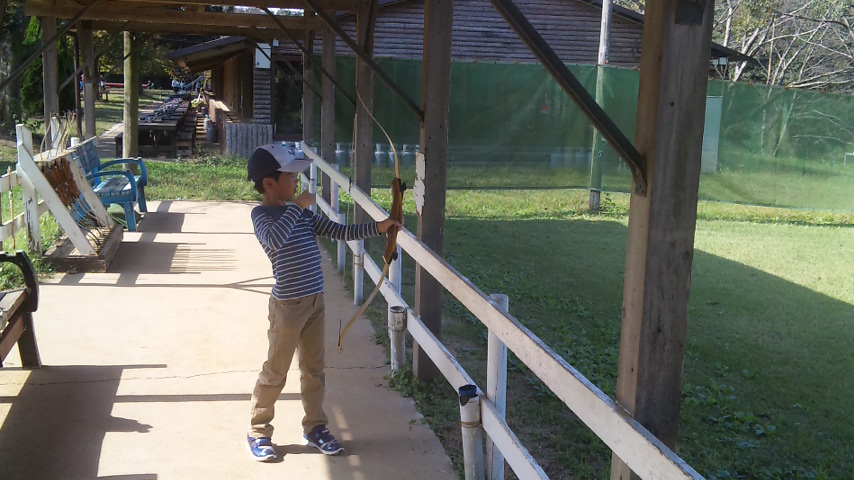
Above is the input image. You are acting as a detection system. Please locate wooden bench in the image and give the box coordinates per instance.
[0,251,41,369]
[70,138,148,232]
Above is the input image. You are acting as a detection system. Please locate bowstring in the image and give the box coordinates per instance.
[337,86,403,352]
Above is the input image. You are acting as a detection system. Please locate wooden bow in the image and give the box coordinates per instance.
[338,148,405,352]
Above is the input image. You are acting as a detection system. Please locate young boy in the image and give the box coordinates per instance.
[245,143,399,461]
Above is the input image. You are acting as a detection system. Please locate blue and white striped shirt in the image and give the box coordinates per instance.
[252,204,379,300]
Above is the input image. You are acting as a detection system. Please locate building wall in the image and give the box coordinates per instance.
[276,0,642,66]
[253,67,272,125]
[220,52,255,121]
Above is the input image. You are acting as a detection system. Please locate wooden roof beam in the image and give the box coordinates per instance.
[84,20,285,39]
[24,2,322,31]
[81,0,359,11]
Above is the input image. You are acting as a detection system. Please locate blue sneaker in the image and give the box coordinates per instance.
[303,425,344,455]
[247,435,276,461]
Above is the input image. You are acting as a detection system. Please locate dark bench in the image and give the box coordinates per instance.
[70,138,148,231]
[0,251,40,369]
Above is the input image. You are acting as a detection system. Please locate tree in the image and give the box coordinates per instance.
[20,17,75,118]
[0,1,26,131]
[94,32,213,87]
[714,0,854,92]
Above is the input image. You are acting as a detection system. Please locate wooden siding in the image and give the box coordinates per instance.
[275,0,642,66]
[219,52,255,121]
[225,122,273,157]
[253,67,273,125]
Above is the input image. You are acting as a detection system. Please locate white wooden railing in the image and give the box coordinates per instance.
[0,166,48,251]
[300,142,703,480]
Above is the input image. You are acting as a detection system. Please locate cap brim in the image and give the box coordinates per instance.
[277,159,313,173]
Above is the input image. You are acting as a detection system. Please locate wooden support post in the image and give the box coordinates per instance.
[41,17,59,146]
[611,0,715,478]
[321,24,336,205]
[413,0,453,382]
[303,18,316,144]
[72,33,83,139]
[79,23,97,140]
[122,31,139,163]
[353,0,377,226]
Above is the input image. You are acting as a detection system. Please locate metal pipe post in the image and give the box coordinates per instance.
[486,293,509,480]
[459,385,486,480]
[388,305,407,375]
[353,239,364,304]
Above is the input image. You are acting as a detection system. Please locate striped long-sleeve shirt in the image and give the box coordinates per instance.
[252,204,379,300]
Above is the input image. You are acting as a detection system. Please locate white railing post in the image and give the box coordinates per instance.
[309,162,317,214]
[331,165,345,273]
[15,125,41,253]
[337,212,347,273]
[353,239,364,304]
[388,305,407,375]
[389,245,402,293]
[459,384,486,480]
[486,293,509,480]
[331,164,340,213]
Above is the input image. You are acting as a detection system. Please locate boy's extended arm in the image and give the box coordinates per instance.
[252,205,303,249]
[312,214,379,241]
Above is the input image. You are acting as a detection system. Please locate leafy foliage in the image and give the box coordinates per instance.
[20,18,75,117]
[715,0,854,92]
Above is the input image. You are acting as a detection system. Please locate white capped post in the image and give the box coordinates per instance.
[309,162,317,214]
[331,165,346,272]
[459,384,486,480]
[389,245,402,293]
[388,305,407,375]
[337,212,347,273]
[353,239,364,304]
[486,293,509,480]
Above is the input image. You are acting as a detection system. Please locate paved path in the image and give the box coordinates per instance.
[0,201,455,480]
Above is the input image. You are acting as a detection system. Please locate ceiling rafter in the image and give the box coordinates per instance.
[23,0,358,11]
[82,20,283,38]
[24,1,323,32]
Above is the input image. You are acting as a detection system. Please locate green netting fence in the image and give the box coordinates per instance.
[310,57,854,212]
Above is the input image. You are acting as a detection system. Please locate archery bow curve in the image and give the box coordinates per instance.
[338,101,406,352]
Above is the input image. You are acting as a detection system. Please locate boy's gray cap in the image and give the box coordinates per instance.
[248,143,312,183]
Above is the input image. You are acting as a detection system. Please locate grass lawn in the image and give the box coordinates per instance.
[338,186,853,480]
[362,162,854,213]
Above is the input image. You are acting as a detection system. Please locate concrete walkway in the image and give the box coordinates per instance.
[0,201,455,480]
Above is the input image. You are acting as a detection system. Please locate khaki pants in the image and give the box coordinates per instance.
[249,293,327,439]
